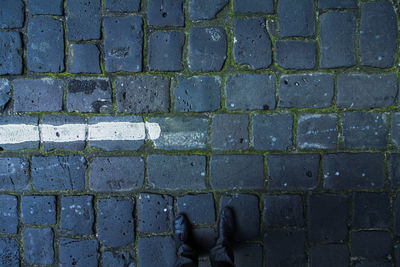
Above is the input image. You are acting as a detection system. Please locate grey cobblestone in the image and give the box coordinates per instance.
[351,231,392,259]
[147,0,184,27]
[211,114,249,151]
[189,0,228,20]
[60,195,94,235]
[21,196,56,225]
[0,195,18,233]
[177,193,215,224]
[59,238,98,266]
[67,44,101,74]
[27,0,63,15]
[137,193,173,233]
[0,157,29,191]
[0,0,24,29]
[66,0,100,41]
[23,228,54,264]
[297,114,337,150]
[275,41,316,70]
[0,79,10,112]
[148,31,184,71]
[138,236,176,266]
[0,32,22,75]
[310,244,350,267]
[234,0,273,14]
[0,116,38,150]
[278,0,314,37]
[105,0,140,12]
[352,192,390,229]
[0,237,19,266]
[263,194,304,227]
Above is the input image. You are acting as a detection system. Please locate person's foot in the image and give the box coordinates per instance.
[216,206,235,246]
[174,213,190,249]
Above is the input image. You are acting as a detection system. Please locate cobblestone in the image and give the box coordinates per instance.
[189,0,228,20]
[66,0,100,41]
[0,116,38,150]
[275,41,316,70]
[351,231,392,259]
[0,237,19,266]
[59,238,98,266]
[148,31,184,71]
[297,114,337,150]
[389,154,400,188]
[395,193,400,236]
[391,113,400,147]
[138,236,176,266]
[211,114,249,151]
[23,228,54,264]
[0,195,18,233]
[0,79,10,112]
[310,244,350,267]
[21,196,56,225]
[27,0,63,15]
[176,193,215,224]
[102,251,134,267]
[137,193,173,233]
[0,0,24,29]
[278,0,314,37]
[0,157,29,191]
[263,194,304,227]
[318,0,357,9]
[352,192,390,229]
[60,195,94,235]
[0,32,22,75]
[147,0,184,26]
[67,44,101,74]
[105,0,140,11]
[234,0,273,14]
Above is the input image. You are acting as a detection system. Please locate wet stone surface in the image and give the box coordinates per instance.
[0,0,24,29]
[23,228,54,264]
[60,195,94,235]
[0,157,29,190]
[67,43,101,74]
[0,237,19,266]
[297,114,337,150]
[0,195,18,233]
[0,32,22,75]
[138,236,176,266]
[147,0,184,26]
[275,40,316,70]
[21,195,56,225]
[148,31,184,71]
[27,0,63,15]
[211,114,249,151]
[189,0,228,20]
[278,0,314,37]
[59,239,98,266]
[137,193,173,233]
[234,0,273,14]
[66,0,100,41]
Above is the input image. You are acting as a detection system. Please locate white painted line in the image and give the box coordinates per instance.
[40,124,86,142]
[145,122,162,140]
[0,124,39,144]
[88,122,146,141]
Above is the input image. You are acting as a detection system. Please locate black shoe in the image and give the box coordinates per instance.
[174,213,190,249]
[216,206,235,246]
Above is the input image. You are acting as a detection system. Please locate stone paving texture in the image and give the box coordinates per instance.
[0,0,400,266]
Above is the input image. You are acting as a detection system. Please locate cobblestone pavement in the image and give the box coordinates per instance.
[0,0,400,266]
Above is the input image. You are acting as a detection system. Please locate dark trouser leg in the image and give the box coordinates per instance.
[175,244,198,267]
[209,243,234,267]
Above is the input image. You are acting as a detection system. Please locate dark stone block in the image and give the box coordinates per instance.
[188,27,227,72]
[391,113,400,147]
[266,154,319,190]
[0,157,29,190]
[210,155,264,190]
[21,196,56,225]
[263,194,304,227]
[0,195,17,233]
[225,73,275,110]
[177,193,215,224]
[148,117,209,150]
[90,156,144,191]
[88,116,144,150]
[102,251,134,267]
[318,0,357,9]
[278,0,314,37]
[234,244,263,267]
[353,192,390,229]
[234,0,273,14]
[341,112,388,149]
[147,155,206,190]
[174,75,221,112]
[351,231,392,259]
[252,114,293,151]
[97,197,134,247]
[138,237,176,265]
[233,18,271,69]
[32,156,86,191]
[394,192,400,235]
[0,0,23,28]
[67,78,112,113]
[0,237,19,266]
[27,0,63,15]
[147,0,184,26]
[137,193,173,233]
[275,41,316,69]
[189,0,228,20]
[59,239,98,266]
[278,73,334,108]
[322,153,385,190]
[115,76,170,113]
[389,153,400,188]
[104,16,143,72]
[360,2,397,68]
[308,194,348,242]
[66,0,100,41]
[211,114,249,151]
[105,0,140,11]
[310,244,350,267]
[337,73,397,109]
[67,44,101,73]
[264,229,306,267]
[0,79,10,112]
[0,116,39,150]
[0,32,22,75]
[319,11,356,68]
[220,194,260,241]
[148,31,184,71]
[60,195,94,235]
[27,17,64,72]
[297,114,337,150]
[13,78,64,112]
[23,228,54,264]
[192,228,217,253]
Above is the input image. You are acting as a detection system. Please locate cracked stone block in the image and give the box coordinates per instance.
[66,0,100,41]
[68,44,101,73]
[0,116,39,150]
[27,17,64,72]
[0,32,22,75]
[352,231,392,259]
[318,0,357,9]
[309,194,348,243]
[102,251,135,267]
[310,244,350,267]
[23,228,54,264]
[0,157,29,191]
[275,41,316,69]
[21,196,56,225]
[188,27,227,72]
[41,115,86,151]
[138,236,176,266]
[97,197,134,247]
[67,78,112,113]
[147,0,184,26]
[353,192,390,229]
[174,75,221,112]
[148,31,184,71]
[0,79,10,112]
[0,195,17,233]
[32,156,87,191]
[88,116,144,150]
[278,0,314,37]
[90,157,144,191]
[137,193,173,233]
[104,16,143,72]
[391,113,400,147]
[147,155,206,190]
[105,0,140,11]
[189,0,228,20]
[0,237,19,266]
[13,78,64,112]
[341,112,388,149]
[59,239,98,266]
[319,12,356,68]
[263,195,304,227]
[60,195,94,235]
[337,73,397,109]
[177,193,216,224]
[322,153,385,190]
[27,0,63,15]
[252,114,293,151]
[225,73,275,110]
[233,18,271,69]
[148,117,209,150]
[116,76,170,113]
[297,114,338,150]
[234,0,273,14]
[211,114,249,151]
[360,2,397,68]
[211,155,264,190]
[267,154,319,190]
[0,0,24,28]
[278,73,334,108]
